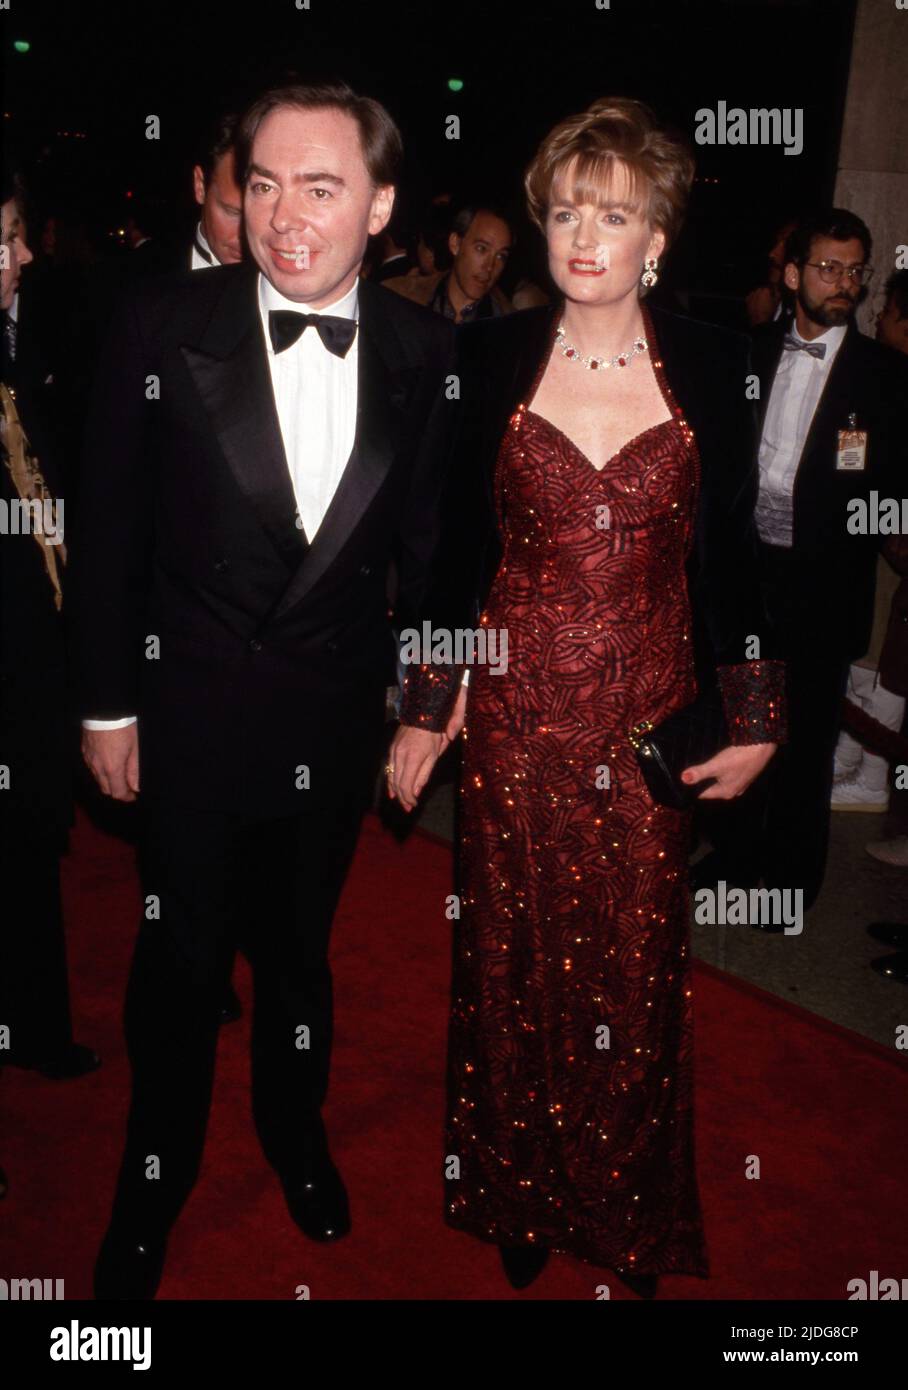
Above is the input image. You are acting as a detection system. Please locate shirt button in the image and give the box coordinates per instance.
[360,564,371,577]
[249,639,262,653]
[214,558,228,573]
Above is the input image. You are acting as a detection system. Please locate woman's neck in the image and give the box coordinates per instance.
[559,294,647,359]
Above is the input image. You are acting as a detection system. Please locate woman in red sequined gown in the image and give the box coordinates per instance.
[390,100,786,1294]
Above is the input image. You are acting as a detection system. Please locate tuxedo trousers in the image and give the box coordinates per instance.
[107,750,380,1235]
[705,543,851,911]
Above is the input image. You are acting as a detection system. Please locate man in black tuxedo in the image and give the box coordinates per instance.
[69,82,454,1298]
[699,209,908,912]
[189,113,244,271]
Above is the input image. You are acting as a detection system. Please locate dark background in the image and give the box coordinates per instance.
[3,0,858,318]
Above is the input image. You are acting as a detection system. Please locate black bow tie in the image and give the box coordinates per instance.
[268,309,357,358]
[783,334,826,359]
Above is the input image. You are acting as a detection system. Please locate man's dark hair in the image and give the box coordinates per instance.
[196,112,239,186]
[784,208,872,268]
[450,203,517,244]
[235,81,402,188]
[883,268,908,320]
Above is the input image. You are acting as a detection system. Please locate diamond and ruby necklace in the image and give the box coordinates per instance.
[555,325,648,371]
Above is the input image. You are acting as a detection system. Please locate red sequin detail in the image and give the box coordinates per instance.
[718,661,787,744]
[440,310,708,1274]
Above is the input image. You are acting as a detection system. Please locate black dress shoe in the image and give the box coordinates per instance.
[94,1227,168,1300]
[870,950,908,984]
[279,1157,350,1241]
[0,1164,7,1199]
[867,923,908,949]
[219,984,243,1026]
[20,1043,102,1080]
[613,1266,659,1299]
[498,1243,549,1290]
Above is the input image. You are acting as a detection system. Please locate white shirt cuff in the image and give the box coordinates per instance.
[461,669,471,687]
[82,716,138,729]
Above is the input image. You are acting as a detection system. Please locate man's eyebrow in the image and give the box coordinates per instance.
[298,171,345,186]
[247,163,345,187]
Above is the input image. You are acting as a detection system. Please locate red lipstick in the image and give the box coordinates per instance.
[568,258,606,276]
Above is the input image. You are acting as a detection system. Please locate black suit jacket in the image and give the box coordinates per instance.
[402,300,778,732]
[67,265,455,812]
[0,322,72,836]
[750,317,908,659]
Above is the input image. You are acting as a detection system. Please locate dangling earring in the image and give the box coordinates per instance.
[641,256,659,289]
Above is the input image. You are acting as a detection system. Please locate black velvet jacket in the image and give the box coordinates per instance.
[400,300,786,745]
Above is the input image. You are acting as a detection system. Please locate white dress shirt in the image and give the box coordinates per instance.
[190,222,218,270]
[83,273,360,730]
[755,320,847,547]
[258,273,358,544]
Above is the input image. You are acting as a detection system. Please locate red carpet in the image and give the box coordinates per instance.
[2,808,907,1300]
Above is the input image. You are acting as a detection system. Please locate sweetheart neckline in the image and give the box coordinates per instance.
[523,408,679,474]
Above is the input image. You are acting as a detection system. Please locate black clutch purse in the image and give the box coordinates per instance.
[629,685,728,810]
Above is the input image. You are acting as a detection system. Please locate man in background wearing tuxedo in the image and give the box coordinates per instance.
[698,209,908,913]
[189,113,244,270]
[69,81,454,1299]
[1,171,101,1094]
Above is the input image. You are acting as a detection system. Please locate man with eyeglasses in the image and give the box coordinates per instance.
[696,208,908,914]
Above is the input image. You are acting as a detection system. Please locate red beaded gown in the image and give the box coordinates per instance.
[417,332,715,1277]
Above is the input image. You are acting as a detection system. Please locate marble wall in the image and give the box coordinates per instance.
[834,0,908,332]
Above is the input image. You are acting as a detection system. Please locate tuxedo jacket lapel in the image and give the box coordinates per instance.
[180,264,307,572]
[270,279,408,618]
[751,320,785,432]
[798,321,862,466]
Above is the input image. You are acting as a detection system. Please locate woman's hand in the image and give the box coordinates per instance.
[387,726,448,812]
[681,742,777,800]
[387,686,469,812]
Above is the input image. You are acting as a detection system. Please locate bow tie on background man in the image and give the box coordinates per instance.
[268,309,357,358]
[782,334,826,360]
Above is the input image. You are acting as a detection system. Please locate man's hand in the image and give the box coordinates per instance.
[82,724,140,802]
[682,742,776,800]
